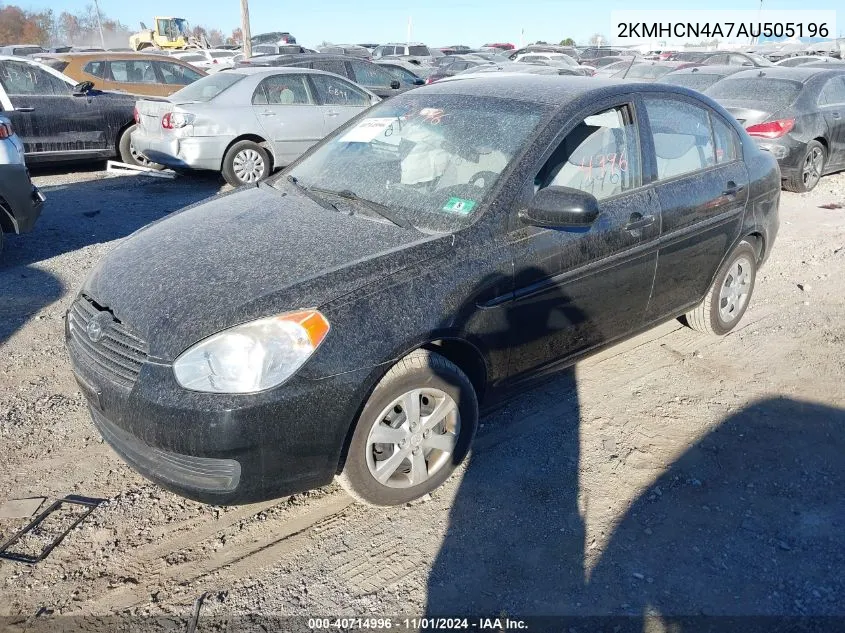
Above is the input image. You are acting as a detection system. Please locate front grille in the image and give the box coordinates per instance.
[67,296,149,389]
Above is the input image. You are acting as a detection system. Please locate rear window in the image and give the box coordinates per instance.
[12,47,43,56]
[210,51,235,59]
[169,72,244,102]
[408,46,429,56]
[662,73,723,92]
[622,64,675,79]
[42,60,70,73]
[707,78,802,108]
[177,54,205,62]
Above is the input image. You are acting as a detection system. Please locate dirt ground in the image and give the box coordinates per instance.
[1,164,844,628]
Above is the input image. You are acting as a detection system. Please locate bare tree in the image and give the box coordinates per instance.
[589,32,607,46]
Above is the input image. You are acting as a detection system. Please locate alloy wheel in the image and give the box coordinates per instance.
[802,146,823,190]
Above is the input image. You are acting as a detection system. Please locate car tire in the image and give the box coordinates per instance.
[118,125,164,170]
[337,349,478,506]
[784,140,825,193]
[685,240,757,336]
[221,141,271,187]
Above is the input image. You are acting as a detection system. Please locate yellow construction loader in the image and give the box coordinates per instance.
[129,17,207,51]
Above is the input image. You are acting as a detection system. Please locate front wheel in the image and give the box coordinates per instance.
[684,240,757,336]
[338,350,478,506]
[221,141,270,186]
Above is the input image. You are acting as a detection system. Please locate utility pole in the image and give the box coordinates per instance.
[241,0,252,58]
[92,0,106,49]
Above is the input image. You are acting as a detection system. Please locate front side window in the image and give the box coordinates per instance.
[536,106,641,201]
[281,94,547,232]
[310,74,369,106]
[311,60,349,78]
[644,97,715,180]
[0,61,71,96]
[408,46,430,56]
[253,74,312,105]
[109,60,157,84]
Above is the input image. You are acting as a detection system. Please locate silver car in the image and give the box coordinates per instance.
[132,67,379,186]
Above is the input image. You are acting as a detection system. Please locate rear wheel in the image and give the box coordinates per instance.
[221,141,270,186]
[685,240,757,336]
[118,125,164,170]
[338,349,478,506]
[784,140,825,193]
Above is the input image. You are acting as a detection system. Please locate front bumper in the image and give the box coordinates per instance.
[0,164,44,234]
[67,318,370,504]
[130,130,230,172]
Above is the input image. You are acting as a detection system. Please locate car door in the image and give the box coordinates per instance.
[817,75,845,168]
[252,73,323,166]
[308,73,373,135]
[505,100,661,379]
[348,59,402,96]
[641,95,749,321]
[0,59,107,160]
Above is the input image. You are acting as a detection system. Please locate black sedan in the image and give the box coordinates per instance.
[707,66,845,191]
[237,53,418,98]
[0,55,144,166]
[67,76,780,507]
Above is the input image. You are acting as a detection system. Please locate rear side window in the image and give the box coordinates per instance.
[311,60,349,78]
[537,105,642,201]
[252,74,312,105]
[83,61,105,78]
[309,74,369,106]
[0,61,71,96]
[408,46,430,56]
[109,60,157,83]
[644,97,716,180]
[711,115,740,163]
[155,61,204,85]
[818,76,845,105]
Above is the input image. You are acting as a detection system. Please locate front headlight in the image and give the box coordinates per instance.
[173,310,330,393]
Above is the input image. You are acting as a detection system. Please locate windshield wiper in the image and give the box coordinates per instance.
[286,176,341,213]
[308,188,412,229]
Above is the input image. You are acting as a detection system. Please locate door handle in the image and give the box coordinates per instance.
[260,110,276,117]
[722,181,746,197]
[15,107,35,113]
[625,213,655,232]
[833,112,841,119]
[326,111,340,117]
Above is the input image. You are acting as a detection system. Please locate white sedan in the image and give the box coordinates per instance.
[170,49,239,73]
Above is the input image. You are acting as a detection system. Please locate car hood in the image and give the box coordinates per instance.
[81,184,447,360]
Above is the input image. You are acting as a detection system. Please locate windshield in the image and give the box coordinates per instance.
[707,78,801,108]
[277,94,547,232]
[169,72,244,102]
[662,73,722,92]
[672,52,708,62]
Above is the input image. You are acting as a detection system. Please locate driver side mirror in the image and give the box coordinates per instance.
[390,79,401,89]
[413,78,425,86]
[518,186,600,228]
[73,80,95,95]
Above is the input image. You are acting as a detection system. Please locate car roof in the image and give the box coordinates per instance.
[36,52,192,61]
[423,73,714,106]
[724,66,845,82]
[223,66,357,78]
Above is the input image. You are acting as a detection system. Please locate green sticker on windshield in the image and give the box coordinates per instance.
[442,197,476,215]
